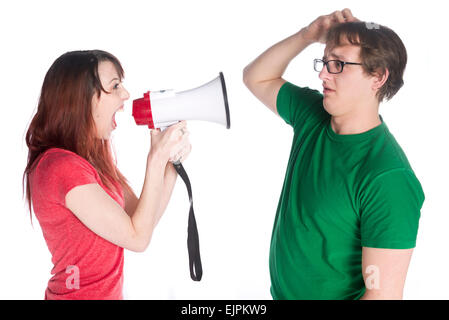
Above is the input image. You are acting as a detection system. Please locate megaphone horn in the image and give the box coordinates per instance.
[132,72,230,130]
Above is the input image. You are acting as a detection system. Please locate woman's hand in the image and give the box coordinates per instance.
[148,121,190,163]
[169,130,191,164]
[302,9,359,44]
[166,122,191,163]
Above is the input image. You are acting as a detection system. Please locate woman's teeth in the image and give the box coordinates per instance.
[112,113,117,129]
[112,107,123,130]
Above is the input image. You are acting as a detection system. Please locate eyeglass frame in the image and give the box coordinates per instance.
[313,58,363,74]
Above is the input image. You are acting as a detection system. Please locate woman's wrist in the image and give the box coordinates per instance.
[164,161,178,181]
[146,150,168,175]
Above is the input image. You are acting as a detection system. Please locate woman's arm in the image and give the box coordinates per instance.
[65,121,189,252]
[123,186,138,217]
[66,153,166,252]
[157,163,178,221]
[124,162,178,226]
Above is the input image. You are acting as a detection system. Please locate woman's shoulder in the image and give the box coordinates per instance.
[30,148,102,207]
[33,147,97,176]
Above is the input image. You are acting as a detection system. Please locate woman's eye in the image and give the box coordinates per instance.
[113,83,120,89]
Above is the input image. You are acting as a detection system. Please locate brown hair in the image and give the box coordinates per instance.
[23,50,133,220]
[326,21,407,102]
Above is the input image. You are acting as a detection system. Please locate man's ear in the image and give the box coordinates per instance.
[372,68,389,92]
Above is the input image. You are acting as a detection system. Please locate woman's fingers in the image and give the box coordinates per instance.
[172,143,192,163]
[150,121,190,162]
[167,124,191,162]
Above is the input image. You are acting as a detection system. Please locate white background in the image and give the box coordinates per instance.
[0,0,447,299]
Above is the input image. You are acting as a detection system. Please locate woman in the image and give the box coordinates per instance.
[23,50,191,299]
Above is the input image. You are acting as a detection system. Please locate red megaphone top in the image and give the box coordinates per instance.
[132,92,155,129]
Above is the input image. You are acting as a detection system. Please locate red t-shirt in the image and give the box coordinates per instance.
[29,148,125,300]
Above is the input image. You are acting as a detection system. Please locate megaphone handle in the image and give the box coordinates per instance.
[172,162,203,281]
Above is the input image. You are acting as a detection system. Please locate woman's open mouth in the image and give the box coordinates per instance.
[112,105,123,130]
[112,113,117,130]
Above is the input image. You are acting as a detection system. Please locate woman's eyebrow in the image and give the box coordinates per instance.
[108,77,120,84]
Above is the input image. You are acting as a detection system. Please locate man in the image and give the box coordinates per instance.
[243,9,425,300]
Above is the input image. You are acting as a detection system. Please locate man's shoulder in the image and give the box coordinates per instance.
[373,123,412,170]
[358,123,419,188]
[279,82,323,105]
[277,81,329,130]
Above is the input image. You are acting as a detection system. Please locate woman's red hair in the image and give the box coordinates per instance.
[23,50,133,221]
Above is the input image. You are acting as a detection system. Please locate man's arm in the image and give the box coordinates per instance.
[242,9,357,114]
[242,29,311,114]
[360,247,414,300]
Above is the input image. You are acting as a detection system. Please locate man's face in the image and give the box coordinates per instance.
[319,42,377,117]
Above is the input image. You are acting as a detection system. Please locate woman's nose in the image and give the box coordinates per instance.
[122,87,130,101]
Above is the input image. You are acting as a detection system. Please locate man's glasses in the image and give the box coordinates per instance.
[314,59,363,74]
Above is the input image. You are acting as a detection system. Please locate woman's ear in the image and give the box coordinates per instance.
[372,68,389,92]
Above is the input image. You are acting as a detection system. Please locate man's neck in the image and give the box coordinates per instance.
[330,107,381,135]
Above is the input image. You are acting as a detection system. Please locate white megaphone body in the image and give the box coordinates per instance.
[132,72,230,282]
[132,72,230,130]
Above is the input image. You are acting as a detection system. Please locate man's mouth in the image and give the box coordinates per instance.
[323,85,335,94]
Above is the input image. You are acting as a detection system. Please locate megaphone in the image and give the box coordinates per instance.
[132,72,230,130]
[131,72,230,283]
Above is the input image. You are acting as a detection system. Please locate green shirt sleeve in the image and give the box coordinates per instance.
[360,169,425,249]
[276,82,329,132]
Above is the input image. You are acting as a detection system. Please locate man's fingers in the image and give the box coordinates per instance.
[342,8,352,19]
[342,8,358,22]
[322,16,332,28]
[334,11,346,23]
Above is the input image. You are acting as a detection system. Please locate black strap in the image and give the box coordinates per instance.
[172,162,203,281]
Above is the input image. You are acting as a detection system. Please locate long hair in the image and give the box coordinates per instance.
[23,50,133,221]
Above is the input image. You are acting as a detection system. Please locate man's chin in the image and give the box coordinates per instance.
[323,99,335,115]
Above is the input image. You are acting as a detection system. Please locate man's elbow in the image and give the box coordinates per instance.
[243,66,252,88]
[243,64,260,91]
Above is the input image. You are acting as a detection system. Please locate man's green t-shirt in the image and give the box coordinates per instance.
[269,82,425,300]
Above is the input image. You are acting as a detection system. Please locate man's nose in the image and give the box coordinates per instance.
[318,65,332,81]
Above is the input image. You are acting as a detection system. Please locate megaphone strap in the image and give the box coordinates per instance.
[172,162,203,281]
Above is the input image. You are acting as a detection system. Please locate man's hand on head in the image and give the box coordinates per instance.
[302,8,360,44]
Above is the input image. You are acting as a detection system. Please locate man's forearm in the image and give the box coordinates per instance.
[243,27,314,84]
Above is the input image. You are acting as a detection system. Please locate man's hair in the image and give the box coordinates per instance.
[326,21,407,102]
